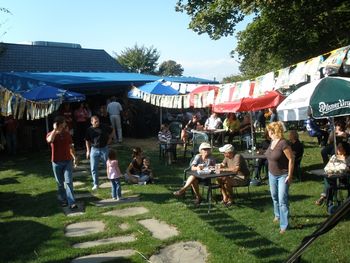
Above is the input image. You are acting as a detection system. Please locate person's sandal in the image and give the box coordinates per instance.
[69,204,78,210]
[194,197,202,207]
[315,196,325,206]
[225,200,235,207]
[173,190,185,197]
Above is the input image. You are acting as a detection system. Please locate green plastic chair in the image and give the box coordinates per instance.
[191,132,209,156]
[169,121,182,139]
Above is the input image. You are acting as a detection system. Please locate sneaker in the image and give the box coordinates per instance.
[92,185,99,191]
[69,204,78,210]
[60,201,68,207]
[273,217,279,223]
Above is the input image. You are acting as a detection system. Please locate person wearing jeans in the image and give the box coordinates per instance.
[52,160,75,207]
[85,116,113,190]
[90,146,109,188]
[46,116,78,210]
[268,172,289,231]
[265,121,294,234]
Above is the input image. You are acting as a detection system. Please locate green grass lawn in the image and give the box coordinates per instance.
[0,132,349,263]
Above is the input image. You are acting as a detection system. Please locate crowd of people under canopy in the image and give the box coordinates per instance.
[4,93,350,234]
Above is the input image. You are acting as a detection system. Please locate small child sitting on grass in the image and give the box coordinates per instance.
[142,157,154,184]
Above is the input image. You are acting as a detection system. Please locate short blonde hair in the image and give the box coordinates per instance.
[267,121,284,139]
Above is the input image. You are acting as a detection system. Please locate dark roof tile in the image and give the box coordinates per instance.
[0,42,125,72]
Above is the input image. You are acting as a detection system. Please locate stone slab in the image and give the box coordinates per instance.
[73,167,88,172]
[93,196,139,207]
[79,159,90,165]
[65,220,105,237]
[99,182,111,189]
[103,206,149,217]
[138,218,178,240]
[71,249,136,263]
[75,192,94,199]
[73,234,136,248]
[150,241,208,263]
[62,201,85,216]
[73,181,85,187]
[73,170,90,178]
[119,223,130,230]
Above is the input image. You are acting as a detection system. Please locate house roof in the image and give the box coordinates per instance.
[0,42,125,72]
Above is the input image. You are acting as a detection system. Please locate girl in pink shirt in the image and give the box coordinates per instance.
[106,150,122,200]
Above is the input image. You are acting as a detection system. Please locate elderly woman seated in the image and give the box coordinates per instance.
[173,142,216,205]
[217,144,250,207]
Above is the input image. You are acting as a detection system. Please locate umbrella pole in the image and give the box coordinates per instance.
[160,107,162,129]
[249,111,255,152]
[45,116,49,134]
[332,117,337,155]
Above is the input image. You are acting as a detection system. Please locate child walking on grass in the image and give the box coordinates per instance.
[106,149,122,200]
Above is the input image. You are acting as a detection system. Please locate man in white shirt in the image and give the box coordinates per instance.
[106,97,123,143]
[204,112,222,130]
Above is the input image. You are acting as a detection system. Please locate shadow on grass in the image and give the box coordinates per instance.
[0,220,54,262]
[194,206,290,262]
[0,150,52,178]
[0,190,67,217]
[0,177,20,185]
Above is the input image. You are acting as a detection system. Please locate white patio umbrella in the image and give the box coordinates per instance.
[277,79,323,121]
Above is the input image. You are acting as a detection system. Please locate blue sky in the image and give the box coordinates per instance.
[0,0,250,81]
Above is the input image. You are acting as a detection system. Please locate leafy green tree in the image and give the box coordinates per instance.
[0,7,11,37]
[176,0,350,78]
[115,44,160,74]
[222,74,246,83]
[0,7,11,54]
[157,60,184,76]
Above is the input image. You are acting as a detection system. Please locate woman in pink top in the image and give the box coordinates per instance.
[106,149,122,200]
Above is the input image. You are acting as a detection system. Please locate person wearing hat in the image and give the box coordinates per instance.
[173,142,216,205]
[217,144,250,206]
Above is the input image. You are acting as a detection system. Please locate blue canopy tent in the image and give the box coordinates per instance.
[128,81,180,127]
[22,85,86,132]
[22,85,86,102]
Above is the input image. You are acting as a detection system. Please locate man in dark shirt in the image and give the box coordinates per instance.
[85,115,113,190]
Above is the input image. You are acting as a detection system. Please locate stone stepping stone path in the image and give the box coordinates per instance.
[119,223,130,230]
[65,221,105,237]
[73,234,136,248]
[73,165,89,171]
[73,170,90,178]
[75,192,94,199]
[149,241,208,263]
[99,182,111,189]
[71,249,136,263]
[62,201,85,216]
[103,206,149,217]
[73,181,85,187]
[94,196,139,207]
[79,159,90,165]
[138,218,178,240]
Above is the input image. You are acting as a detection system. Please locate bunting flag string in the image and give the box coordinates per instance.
[0,85,62,120]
